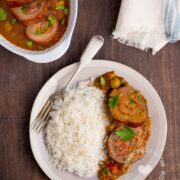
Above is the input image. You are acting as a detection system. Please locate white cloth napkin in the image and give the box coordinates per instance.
[113,0,180,54]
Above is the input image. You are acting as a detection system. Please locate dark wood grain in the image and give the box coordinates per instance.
[0,0,179,180]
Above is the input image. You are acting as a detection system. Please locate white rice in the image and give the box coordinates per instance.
[45,81,109,177]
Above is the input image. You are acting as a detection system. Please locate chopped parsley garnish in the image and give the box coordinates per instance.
[108,96,119,109]
[21,5,27,13]
[129,98,135,104]
[138,95,142,101]
[35,23,50,36]
[115,126,136,141]
[56,5,65,10]
[35,29,42,36]
[11,18,16,25]
[56,5,69,15]
[61,18,65,25]
[27,40,33,48]
[47,16,56,25]
[64,8,69,15]
[103,168,109,176]
[0,8,7,21]
[100,76,106,85]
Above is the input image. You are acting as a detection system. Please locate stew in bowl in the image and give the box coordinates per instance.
[0,0,70,51]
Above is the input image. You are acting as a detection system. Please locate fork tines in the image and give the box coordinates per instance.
[31,99,52,133]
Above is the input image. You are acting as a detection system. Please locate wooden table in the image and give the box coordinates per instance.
[0,0,179,179]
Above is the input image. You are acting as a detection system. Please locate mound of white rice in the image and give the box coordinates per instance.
[45,81,109,177]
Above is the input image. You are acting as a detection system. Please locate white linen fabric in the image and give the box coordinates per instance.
[113,0,180,54]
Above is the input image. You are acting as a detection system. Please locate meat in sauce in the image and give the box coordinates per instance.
[5,0,33,8]
[109,86,148,125]
[95,71,151,180]
[11,0,47,25]
[107,118,151,164]
[26,17,60,45]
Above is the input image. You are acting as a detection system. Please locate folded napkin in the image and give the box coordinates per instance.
[113,0,180,54]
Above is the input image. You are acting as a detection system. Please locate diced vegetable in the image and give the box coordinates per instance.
[107,163,118,174]
[60,0,65,3]
[56,5,69,15]
[103,168,109,176]
[129,98,135,104]
[100,76,106,85]
[64,8,69,15]
[56,0,65,7]
[47,16,56,25]
[21,5,27,13]
[4,21,12,32]
[56,5,65,10]
[110,77,121,89]
[35,29,42,36]
[61,18,65,25]
[0,8,7,21]
[138,95,142,101]
[11,18,17,25]
[27,40,33,48]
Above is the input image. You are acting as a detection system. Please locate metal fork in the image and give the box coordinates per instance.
[31,98,52,133]
[31,35,104,133]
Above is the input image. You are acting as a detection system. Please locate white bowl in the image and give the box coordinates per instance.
[30,60,167,180]
[0,0,78,63]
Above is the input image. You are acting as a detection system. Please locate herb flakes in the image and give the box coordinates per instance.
[0,8,7,21]
[100,76,106,85]
[115,126,136,141]
[108,96,119,109]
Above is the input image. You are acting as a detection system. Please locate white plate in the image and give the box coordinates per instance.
[30,60,167,180]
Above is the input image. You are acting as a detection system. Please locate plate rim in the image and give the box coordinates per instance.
[29,60,167,180]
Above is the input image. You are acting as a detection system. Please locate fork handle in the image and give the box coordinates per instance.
[65,35,104,90]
